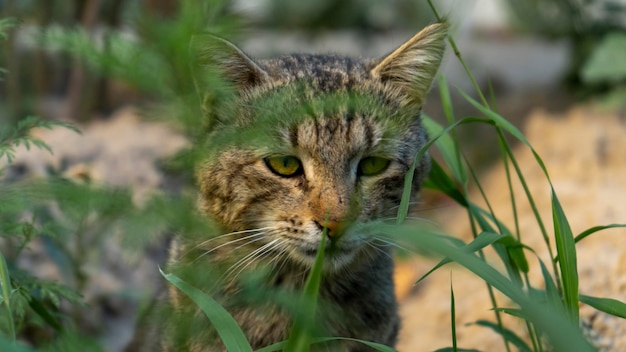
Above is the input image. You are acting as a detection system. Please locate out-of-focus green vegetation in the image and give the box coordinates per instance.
[505,0,626,105]
[0,0,434,125]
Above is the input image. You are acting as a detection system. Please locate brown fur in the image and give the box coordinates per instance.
[163,22,447,351]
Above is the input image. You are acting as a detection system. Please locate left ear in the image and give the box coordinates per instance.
[370,22,448,108]
[191,34,269,90]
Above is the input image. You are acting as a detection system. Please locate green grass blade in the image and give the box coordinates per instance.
[257,336,396,352]
[433,349,481,352]
[574,224,626,243]
[423,113,466,186]
[467,206,525,283]
[28,296,63,332]
[450,281,458,352]
[470,320,533,352]
[423,159,468,206]
[492,307,527,320]
[415,232,502,285]
[439,75,455,124]
[319,337,397,352]
[461,90,554,185]
[378,224,595,352]
[0,337,34,352]
[458,91,528,148]
[495,236,529,274]
[423,116,465,184]
[284,229,327,352]
[550,189,579,323]
[399,117,492,222]
[160,268,253,352]
[0,252,16,342]
[538,259,564,315]
[580,294,626,319]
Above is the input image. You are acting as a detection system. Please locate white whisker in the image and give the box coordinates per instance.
[227,239,285,282]
[371,237,419,257]
[366,241,393,260]
[181,226,275,257]
[387,202,421,211]
[192,232,268,263]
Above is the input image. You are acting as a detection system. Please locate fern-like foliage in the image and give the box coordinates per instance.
[0,116,80,164]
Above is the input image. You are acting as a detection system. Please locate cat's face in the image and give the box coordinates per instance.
[194,23,447,272]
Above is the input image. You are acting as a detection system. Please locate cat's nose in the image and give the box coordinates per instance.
[317,220,343,238]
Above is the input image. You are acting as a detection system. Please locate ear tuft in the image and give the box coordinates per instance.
[371,22,448,107]
[191,34,269,90]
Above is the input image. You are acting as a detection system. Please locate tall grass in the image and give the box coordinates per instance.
[1,1,625,351]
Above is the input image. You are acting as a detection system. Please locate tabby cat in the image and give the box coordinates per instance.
[165,22,447,351]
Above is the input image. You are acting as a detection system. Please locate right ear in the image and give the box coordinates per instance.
[191,34,269,90]
[370,22,448,108]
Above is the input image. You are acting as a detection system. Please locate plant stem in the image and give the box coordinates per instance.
[427,0,490,108]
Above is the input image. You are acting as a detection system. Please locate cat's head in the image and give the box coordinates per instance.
[193,23,447,271]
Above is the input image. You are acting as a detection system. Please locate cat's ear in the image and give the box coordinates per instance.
[191,34,269,90]
[370,22,448,107]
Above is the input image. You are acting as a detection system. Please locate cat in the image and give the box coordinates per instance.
[162,21,447,351]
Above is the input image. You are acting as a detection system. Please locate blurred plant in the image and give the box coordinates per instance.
[258,0,435,31]
[41,1,239,140]
[0,8,217,348]
[505,0,626,98]
[1,18,83,346]
[0,115,87,346]
[580,32,626,108]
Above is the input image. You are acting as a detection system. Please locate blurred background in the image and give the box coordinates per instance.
[1,0,626,351]
[2,0,625,164]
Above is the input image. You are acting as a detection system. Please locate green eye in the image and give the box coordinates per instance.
[358,157,390,176]
[265,156,303,177]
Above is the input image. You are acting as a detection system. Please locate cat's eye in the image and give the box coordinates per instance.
[265,156,303,177]
[358,157,390,176]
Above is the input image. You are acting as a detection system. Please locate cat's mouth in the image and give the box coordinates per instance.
[300,244,353,258]
[289,237,364,270]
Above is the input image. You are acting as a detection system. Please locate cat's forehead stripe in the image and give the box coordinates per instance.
[264,54,368,90]
[288,115,379,162]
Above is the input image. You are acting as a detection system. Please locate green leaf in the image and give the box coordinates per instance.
[581,33,626,83]
[575,224,626,244]
[0,252,15,342]
[376,224,595,352]
[423,159,468,207]
[284,227,327,351]
[416,231,502,285]
[256,337,397,352]
[469,320,532,352]
[580,294,626,319]
[400,117,491,222]
[538,259,564,315]
[423,115,465,185]
[28,296,63,332]
[555,222,626,275]
[160,268,253,352]
[495,236,529,274]
[551,189,579,323]
[492,307,527,320]
[0,337,34,352]
[459,90,552,184]
[450,281,458,352]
